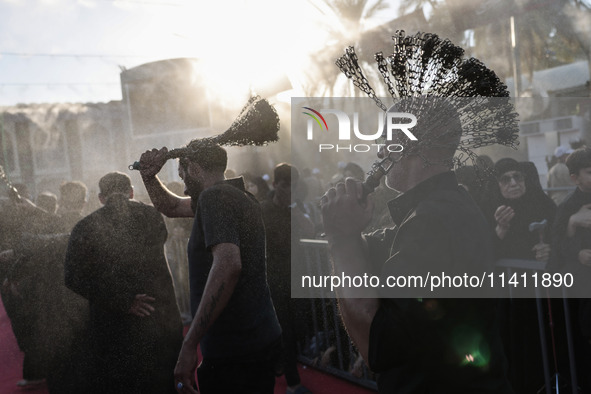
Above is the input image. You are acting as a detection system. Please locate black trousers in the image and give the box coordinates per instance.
[197,338,281,394]
[274,297,302,387]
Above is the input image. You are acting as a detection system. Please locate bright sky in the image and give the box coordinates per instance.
[0,0,399,107]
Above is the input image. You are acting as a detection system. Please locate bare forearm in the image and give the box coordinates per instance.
[141,174,190,217]
[337,297,378,361]
[183,248,241,348]
[328,233,378,361]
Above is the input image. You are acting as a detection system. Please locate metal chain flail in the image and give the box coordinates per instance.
[335,30,519,172]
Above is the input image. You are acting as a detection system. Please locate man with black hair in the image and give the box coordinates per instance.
[139,142,281,394]
[65,171,183,394]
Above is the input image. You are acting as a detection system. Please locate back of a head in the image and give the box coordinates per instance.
[387,98,463,167]
[60,181,88,211]
[274,163,299,185]
[181,139,227,174]
[37,191,58,214]
[476,155,494,171]
[566,147,591,175]
[99,172,132,200]
[455,165,477,189]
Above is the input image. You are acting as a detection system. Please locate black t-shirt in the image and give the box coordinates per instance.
[365,172,513,393]
[187,180,281,359]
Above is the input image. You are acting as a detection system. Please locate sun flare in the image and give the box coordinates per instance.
[168,0,327,102]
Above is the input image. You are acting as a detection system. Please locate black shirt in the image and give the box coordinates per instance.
[552,187,591,265]
[187,178,281,359]
[260,199,291,302]
[365,172,512,393]
[550,187,591,297]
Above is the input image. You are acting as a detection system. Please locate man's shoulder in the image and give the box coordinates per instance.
[128,199,159,212]
[69,209,102,236]
[417,187,476,216]
[74,207,101,224]
[128,200,166,220]
[202,183,243,198]
[405,172,472,212]
[412,187,488,236]
[197,184,259,225]
[200,183,254,208]
[558,188,585,211]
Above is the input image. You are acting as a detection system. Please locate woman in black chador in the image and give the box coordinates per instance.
[482,158,558,394]
[482,158,557,261]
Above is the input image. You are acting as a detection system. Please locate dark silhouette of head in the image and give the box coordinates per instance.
[60,181,87,212]
[99,172,132,202]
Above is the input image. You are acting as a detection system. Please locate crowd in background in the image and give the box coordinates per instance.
[1,142,591,393]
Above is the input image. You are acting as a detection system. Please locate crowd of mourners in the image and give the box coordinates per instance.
[1,143,591,393]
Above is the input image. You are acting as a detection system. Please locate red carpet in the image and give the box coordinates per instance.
[1,298,374,394]
[274,365,376,394]
[0,297,48,394]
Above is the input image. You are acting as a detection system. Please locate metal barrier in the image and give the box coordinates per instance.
[496,259,578,394]
[544,187,576,193]
[298,239,580,393]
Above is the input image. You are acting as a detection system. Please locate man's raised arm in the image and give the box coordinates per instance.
[139,147,193,218]
[321,178,379,361]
